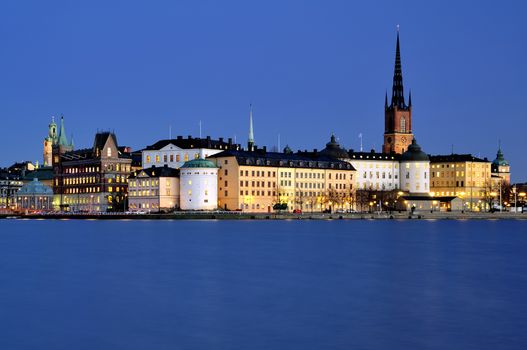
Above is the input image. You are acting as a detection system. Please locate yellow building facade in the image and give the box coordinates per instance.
[429,154,492,211]
[209,150,356,213]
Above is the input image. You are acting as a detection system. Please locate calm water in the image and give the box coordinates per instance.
[0,219,526,350]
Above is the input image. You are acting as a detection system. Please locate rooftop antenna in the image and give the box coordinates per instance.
[278,134,281,151]
[234,134,237,144]
[199,120,202,138]
[359,133,363,152]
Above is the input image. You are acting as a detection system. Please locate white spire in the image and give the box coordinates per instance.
[248,104,254,150]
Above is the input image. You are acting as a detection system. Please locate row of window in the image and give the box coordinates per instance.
[240,170,277,178]
[355,163,399,169]
[362,183,399,190]
[431,163,489,169]
[129,179,161,188]
[362,172,398,180]
[145,153,204,163]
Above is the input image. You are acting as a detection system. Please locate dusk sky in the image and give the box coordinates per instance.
[1,0,525,181]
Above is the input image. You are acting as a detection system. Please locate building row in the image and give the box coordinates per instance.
[0,30,517,213]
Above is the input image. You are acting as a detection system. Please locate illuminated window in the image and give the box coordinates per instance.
[155,155,160,162]
[107,147,112,157]
[184,154,189,161]
[188,180,192,185]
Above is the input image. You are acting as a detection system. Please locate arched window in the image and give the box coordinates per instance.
[400,117,406,132]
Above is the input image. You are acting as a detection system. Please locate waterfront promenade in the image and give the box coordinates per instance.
[1,211,526,221]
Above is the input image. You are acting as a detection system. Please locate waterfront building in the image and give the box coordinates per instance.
[128,165,180,212]
[399,139,430,194]
[397,195,463,212]
[322,135,401,192]
[429,154,492,211]
[383,29,414,154]
[15,178,54,212]
[53,131,132,212]
[141,136,240,169]
[0,169,23,210]
[208,147,355,213]
[180,158,218,210]
[319,135,430,195]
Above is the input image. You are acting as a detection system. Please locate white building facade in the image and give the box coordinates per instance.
[128,166,180,212]
[180,159,218,210]
[399,140,430,194]
[141,136,240,169]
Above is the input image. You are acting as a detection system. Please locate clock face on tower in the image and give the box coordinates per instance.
[401,136,407,143]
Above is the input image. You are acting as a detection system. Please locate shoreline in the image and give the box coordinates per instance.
[1,212,526,221]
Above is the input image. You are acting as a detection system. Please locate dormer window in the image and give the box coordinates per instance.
[107,147,112,157]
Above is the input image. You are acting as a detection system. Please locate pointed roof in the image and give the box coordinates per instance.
[391,28,407,109]
[58,115,69,146]
[492,146,509,167]
[248,104,254,145]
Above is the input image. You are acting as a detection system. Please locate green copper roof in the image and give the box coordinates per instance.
[58,116,69,146]
[17,178,53,195]
[401,139,429,162]
[181,158,217,169]
[492,148,509,166]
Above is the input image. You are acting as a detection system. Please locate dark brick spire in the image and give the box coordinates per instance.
[391,28,406,109]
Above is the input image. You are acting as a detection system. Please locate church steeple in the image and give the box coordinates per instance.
[382,26,414,155]
[58,115,69,146]
[391,27,406,109]
[248,104,255,151]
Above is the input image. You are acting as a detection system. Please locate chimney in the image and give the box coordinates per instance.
[228,138,232,145]
[177,136,183,140]
[262,146,267,153]
[219,137,224,143]
[188,135,192,139]
[207,136,211,140]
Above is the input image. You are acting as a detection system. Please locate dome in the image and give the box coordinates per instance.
[492,148,509,167]
[401,139,429,162]
[17,178,53,195]
[181,158,217,169]
[320,134,349,159]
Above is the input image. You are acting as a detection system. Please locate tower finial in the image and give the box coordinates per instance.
[248,104,254,151]
[385,90,388,109]
[391,27,405,109]
[408,89,412,107]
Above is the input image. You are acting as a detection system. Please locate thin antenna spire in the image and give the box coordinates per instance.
[248,104,254,151]
[359,133,363,152]
[278,134,281,151]
[199,120,202,138]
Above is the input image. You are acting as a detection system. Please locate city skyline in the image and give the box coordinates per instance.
[1,1,525,181]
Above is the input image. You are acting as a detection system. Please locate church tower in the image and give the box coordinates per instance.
[43,116,58,166]
[383,28,414,154]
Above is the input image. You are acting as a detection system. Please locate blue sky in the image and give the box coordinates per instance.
[1,0,525,181]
